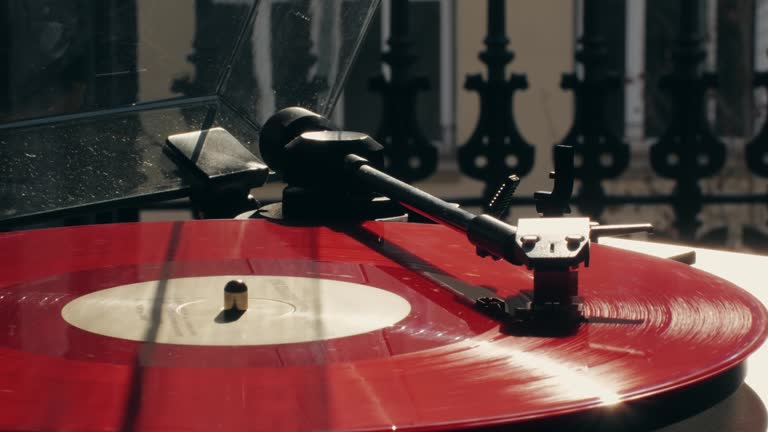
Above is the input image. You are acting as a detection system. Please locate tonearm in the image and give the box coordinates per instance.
[257,107,653,328]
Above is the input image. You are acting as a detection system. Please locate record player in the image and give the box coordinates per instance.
[1,1,767,431]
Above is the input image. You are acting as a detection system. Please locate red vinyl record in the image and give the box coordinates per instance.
[0,219,766,431]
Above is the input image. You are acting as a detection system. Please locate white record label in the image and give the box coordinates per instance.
[62,275,411,346]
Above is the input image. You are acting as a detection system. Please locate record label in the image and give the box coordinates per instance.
[61,275,412,346]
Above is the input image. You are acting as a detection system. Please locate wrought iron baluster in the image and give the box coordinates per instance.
[272,1,327,109]
[746,65,768,176]
[743,54,768,249]
[370,0,436,182]
[458,0,534,207]
[650,0,725,240]
[172,0,258,104]
[559,0,629,218]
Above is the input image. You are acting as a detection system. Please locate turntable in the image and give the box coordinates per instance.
[1,1,767,431]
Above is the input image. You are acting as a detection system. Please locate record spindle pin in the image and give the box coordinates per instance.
[223,279,248,321]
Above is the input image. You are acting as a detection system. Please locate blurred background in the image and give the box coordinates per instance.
[2,0,768,252]
[337,0,768,252]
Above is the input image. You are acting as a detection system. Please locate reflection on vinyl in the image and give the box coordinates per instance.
[0,220,765,431]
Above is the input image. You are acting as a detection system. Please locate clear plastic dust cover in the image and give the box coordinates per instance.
[0,0,379,225]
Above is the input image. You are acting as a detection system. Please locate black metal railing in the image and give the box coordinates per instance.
[7,0,767,252]
[358,0,766,246]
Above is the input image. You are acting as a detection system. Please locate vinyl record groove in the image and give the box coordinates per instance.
[0,220,765,431]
